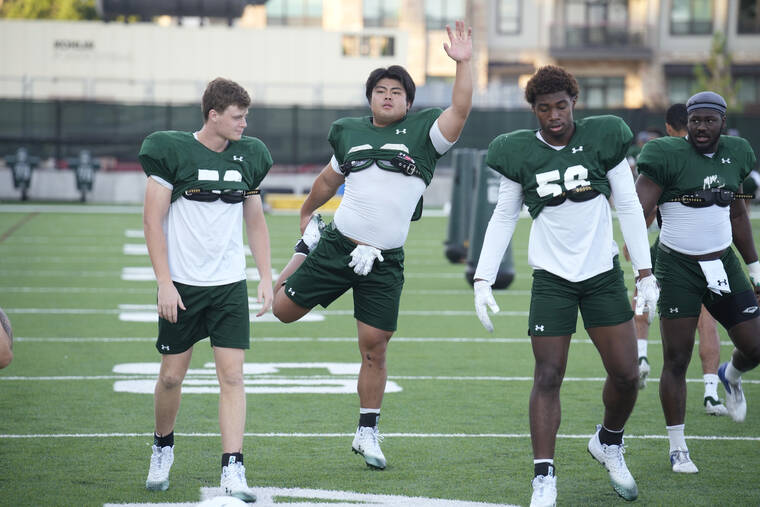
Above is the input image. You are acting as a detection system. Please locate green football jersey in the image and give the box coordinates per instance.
[139,131,273,202]
[486,115,633,218]
[637,135,756,204]
[328,108,444,185]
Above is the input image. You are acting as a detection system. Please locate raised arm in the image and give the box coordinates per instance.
[437,20,473,143]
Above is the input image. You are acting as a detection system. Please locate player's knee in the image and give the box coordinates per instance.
[0,349,12,369]
[217,370,244,389]
[157,372,184,390]
[533,365,563,392]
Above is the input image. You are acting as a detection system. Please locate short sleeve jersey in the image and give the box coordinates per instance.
[328,108,443,186]
[139,131,272,201]
[636,135,756,202]
[486,115,633,218]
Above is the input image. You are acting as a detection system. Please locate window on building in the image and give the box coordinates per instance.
[737,76,760,105]
[267,0,322,26]
[425,0,466,30]
[497,0,521,34]
[563,0,629,47]
[576,76,625,108]
[670,0,712,35]
[342,35,395,57]
[666,76,693,104]
[363,0,400,28]
[738,0,760,34]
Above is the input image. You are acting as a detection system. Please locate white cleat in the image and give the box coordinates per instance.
[638,356,650,390]
[530,474,557,507]
[220,458,257,503]
[670,449,699,473]
[302,213,326,250]
[587,426,638,501]
[703,396,728,416]
[718,362,747,422]
[351,426,386,469]
[146,445,174,491]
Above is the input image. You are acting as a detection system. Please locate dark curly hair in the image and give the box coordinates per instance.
[524,65,579,106]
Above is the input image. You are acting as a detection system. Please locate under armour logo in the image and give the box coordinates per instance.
[287,288,295,296]
[742,306,759,314]
[717,279,728,286]
[233,155,244,162]
[721,158,731,164]
[571,146,583,154]
[535,324,544,332]
[669,307,679,313]
[160,345,170,351]
[396,129,406,135]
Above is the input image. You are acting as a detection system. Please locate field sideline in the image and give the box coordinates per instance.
[0,204,758,506]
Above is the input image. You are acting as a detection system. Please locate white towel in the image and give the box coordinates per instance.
[698,259,731,295]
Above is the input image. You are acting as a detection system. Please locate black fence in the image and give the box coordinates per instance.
[1,98,758,167]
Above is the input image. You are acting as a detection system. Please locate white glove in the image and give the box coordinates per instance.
[635,274,660,324]
[474,280,500,333]
[348,244,384,276]
[748,261,760,288]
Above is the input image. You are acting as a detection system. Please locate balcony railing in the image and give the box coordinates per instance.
[549,22,653,60]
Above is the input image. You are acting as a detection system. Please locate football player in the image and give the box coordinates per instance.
[473,65,657,506]
[0,307,12,369]
[636,91,760,473]
[271,20,473,470]
[140,78,273,501]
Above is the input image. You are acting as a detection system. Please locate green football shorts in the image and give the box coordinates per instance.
[529,256,633,336]
[156,280,250,354]
[284,222,405,332]
[655,242,752,319]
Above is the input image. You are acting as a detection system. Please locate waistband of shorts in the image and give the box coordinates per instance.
[658,241,727,261]
[327,222,404,255]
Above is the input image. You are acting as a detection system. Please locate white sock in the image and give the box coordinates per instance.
[359,408,380,414]
[666,424,688,453]
[637,339,648,358]
[725,361,742,384]
[533,459,554,465]
[703,373,719,399]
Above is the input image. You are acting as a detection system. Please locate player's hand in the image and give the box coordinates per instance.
[474,280,500,333]
[157,281,185,324]
[443,20,472,62]
[348,244,384,276]
[635,274,659,324]
[256,280,273,317]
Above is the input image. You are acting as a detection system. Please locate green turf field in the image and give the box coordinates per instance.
[0,205,758,506]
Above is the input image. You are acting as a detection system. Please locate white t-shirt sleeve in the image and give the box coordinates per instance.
[330,155,342,175]
[150,174,173,190]
[607,158,651,272]
[474,175,523,285]
[429,119,455,155]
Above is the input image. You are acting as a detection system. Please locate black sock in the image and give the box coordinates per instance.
[154,431,174,448]
[222,452,244,469]
[599,426,624,446]
[359,412,379,428]
[534,462,554,478]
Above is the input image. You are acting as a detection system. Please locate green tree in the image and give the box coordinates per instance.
[692,32,741,111]
[0,0,97,20]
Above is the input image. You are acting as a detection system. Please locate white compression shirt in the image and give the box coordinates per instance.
[659,152,733,255]
[474,137,651,283]
[151,175,247,286]
[330,119,454,249]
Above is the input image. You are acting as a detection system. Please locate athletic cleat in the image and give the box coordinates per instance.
[303,213,326,250]
[587,425,638,501]
[638,356,650,390]
[351,426,386,469]
[146,444,174,491]
[220,457,257,503]
[670,449,699,473]
[703,396,728,416]
[718,362,747,422]
[530,473,557,507]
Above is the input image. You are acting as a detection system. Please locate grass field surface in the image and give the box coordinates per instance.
[0,205,758,506]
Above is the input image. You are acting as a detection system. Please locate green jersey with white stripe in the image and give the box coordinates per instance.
[139,131,272,202]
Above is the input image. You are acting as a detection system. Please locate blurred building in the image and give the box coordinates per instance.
[0,0,758,109]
